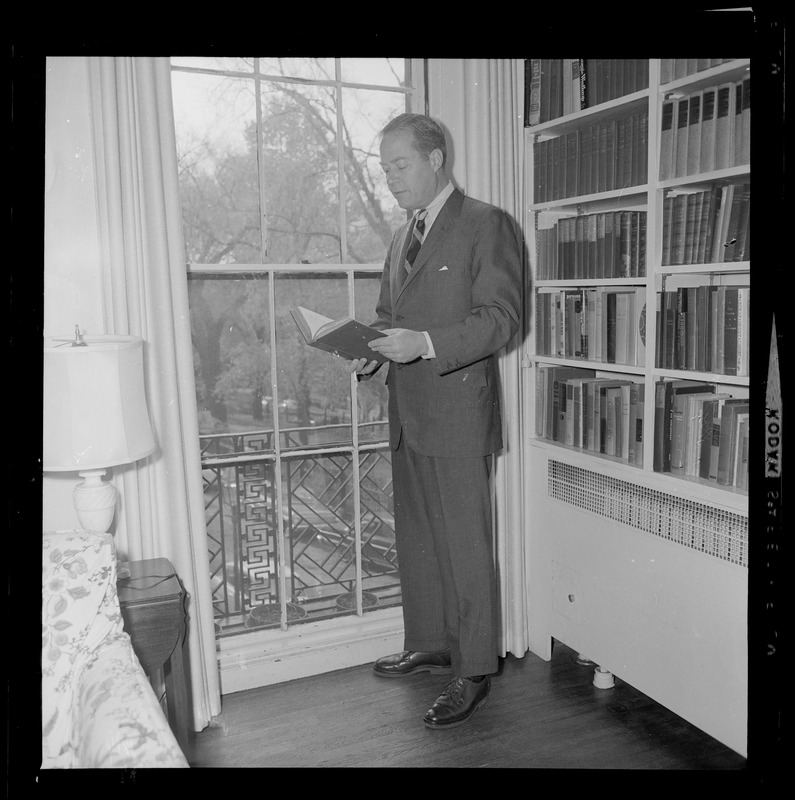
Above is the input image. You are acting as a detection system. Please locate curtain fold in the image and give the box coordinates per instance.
[87,56,221,731]
[427,59,531,657]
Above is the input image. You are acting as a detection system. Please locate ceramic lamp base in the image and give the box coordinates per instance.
[73,469,117,533]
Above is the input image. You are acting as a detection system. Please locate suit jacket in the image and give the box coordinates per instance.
[372,188,522,457]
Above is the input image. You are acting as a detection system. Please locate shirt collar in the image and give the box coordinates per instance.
[415,180,454,232]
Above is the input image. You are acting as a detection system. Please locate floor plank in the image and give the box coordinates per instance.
[190,639,747,769]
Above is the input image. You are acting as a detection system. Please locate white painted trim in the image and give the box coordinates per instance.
[217,607,405,695]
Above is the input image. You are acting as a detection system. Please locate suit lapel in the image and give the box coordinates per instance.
[396,189,464,300]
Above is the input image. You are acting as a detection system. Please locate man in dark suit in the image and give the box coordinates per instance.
[349,112,522,729]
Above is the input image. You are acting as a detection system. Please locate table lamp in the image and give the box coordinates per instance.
[43,328,157,558]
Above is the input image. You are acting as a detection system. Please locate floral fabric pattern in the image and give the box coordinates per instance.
[42,530,189,768]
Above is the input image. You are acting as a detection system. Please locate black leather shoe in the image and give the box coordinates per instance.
[423,676,490,729]
[373,650,452,678]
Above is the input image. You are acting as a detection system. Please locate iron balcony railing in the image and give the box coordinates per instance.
[200,422,401,636]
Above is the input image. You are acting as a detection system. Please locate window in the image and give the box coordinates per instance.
[170,58,422,636]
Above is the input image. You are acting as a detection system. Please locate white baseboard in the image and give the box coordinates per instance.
[217,606,405,695]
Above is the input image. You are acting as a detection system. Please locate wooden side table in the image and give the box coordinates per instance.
[118,558,191,757]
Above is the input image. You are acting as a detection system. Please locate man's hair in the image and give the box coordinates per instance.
[381,112,447,166]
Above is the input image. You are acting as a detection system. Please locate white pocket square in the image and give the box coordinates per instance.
[439,265,449,271]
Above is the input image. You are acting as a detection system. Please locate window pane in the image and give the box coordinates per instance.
[172,72,262,264]
[275,274,353,447]
[341,58,406,87]
[258,57,336,82]
[353,272,388,443]
[261,82,341,264]
[189,277,274,440]
[342,87,407,263]
[171,56,254,73]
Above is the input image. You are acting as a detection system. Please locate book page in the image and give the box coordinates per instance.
[295,306,334,339]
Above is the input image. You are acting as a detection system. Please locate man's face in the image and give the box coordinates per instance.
[380,130,443,211]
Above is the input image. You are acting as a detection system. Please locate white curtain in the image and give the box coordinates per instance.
[427,59,531,657]
[87,57,221,730]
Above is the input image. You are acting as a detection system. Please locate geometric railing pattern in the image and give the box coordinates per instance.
[201,424,400,636]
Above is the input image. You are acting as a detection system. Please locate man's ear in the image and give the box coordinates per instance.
[429,148,444,173]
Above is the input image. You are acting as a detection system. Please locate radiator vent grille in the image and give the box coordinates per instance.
[547,460,748,567]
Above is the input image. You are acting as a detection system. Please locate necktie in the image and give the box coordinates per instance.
[405,209,428,272]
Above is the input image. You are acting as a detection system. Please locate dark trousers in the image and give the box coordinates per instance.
[391,438,498,677]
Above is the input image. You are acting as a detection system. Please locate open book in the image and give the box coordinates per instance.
[290,306,388,364]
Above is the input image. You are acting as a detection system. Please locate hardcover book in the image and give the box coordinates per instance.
[291,306,387,364]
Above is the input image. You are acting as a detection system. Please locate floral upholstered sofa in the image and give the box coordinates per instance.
[42,529,189,768]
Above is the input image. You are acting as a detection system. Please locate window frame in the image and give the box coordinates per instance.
[172,57,425,628]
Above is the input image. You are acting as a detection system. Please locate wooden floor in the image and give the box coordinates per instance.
[188,639,747,769]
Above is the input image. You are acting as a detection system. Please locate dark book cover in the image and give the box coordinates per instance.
[695,285,710,372]
[291,307,387,364]
[659,99,675,180]
[686,92,702,176]
[715,83,734,170]
[733,79,744,167]
[700,87,717,173]
[661,195,674,266]
[740,76,751,164]
[552,135,562,201]
[579,123,593,196]
[638,213,647,277]
[630,212,640,277]
[525,59,542,126]
[566,131,579,199]
[684,192,698,265]
[722,287,739,376]
[675,286,688,370]
[608,211,616,278]
[690,191,705,265]
[616,116,627,188]
[675,97,690,178]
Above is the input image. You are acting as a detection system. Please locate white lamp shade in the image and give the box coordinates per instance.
[44,335,157,472]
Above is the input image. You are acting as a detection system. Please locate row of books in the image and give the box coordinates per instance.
[662,183,750,266]
[524,59,650,125]
[536,210,647,280]
[660,58,740,85]
[535,287,646,367]
[653,379,748,489]
[535,366,645,465]
[533,111,649,203]
[656,285,749,377]
[660,76,750,179]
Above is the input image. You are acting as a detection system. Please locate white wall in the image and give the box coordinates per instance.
[43,56,106,531]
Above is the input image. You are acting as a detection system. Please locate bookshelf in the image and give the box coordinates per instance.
[522,58,749,757]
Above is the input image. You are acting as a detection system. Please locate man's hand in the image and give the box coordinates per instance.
[347,357,381,376]
[367,328,428,363]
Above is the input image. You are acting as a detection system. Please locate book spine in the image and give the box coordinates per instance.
[674,97,690,178]
[634,384,645,467]
[740,75,751,165]
[722,287,739,376]
[736,286,750,377]
[526,59,542,126]
[699,87,717,173]
[733,183,751,261]
[714,83,734,170]
[659,99,675,180]
[733,79,744,167]
[686,91,702,176]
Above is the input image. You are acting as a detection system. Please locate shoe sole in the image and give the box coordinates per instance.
[422,694,488,730]
[373,665,453,678]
